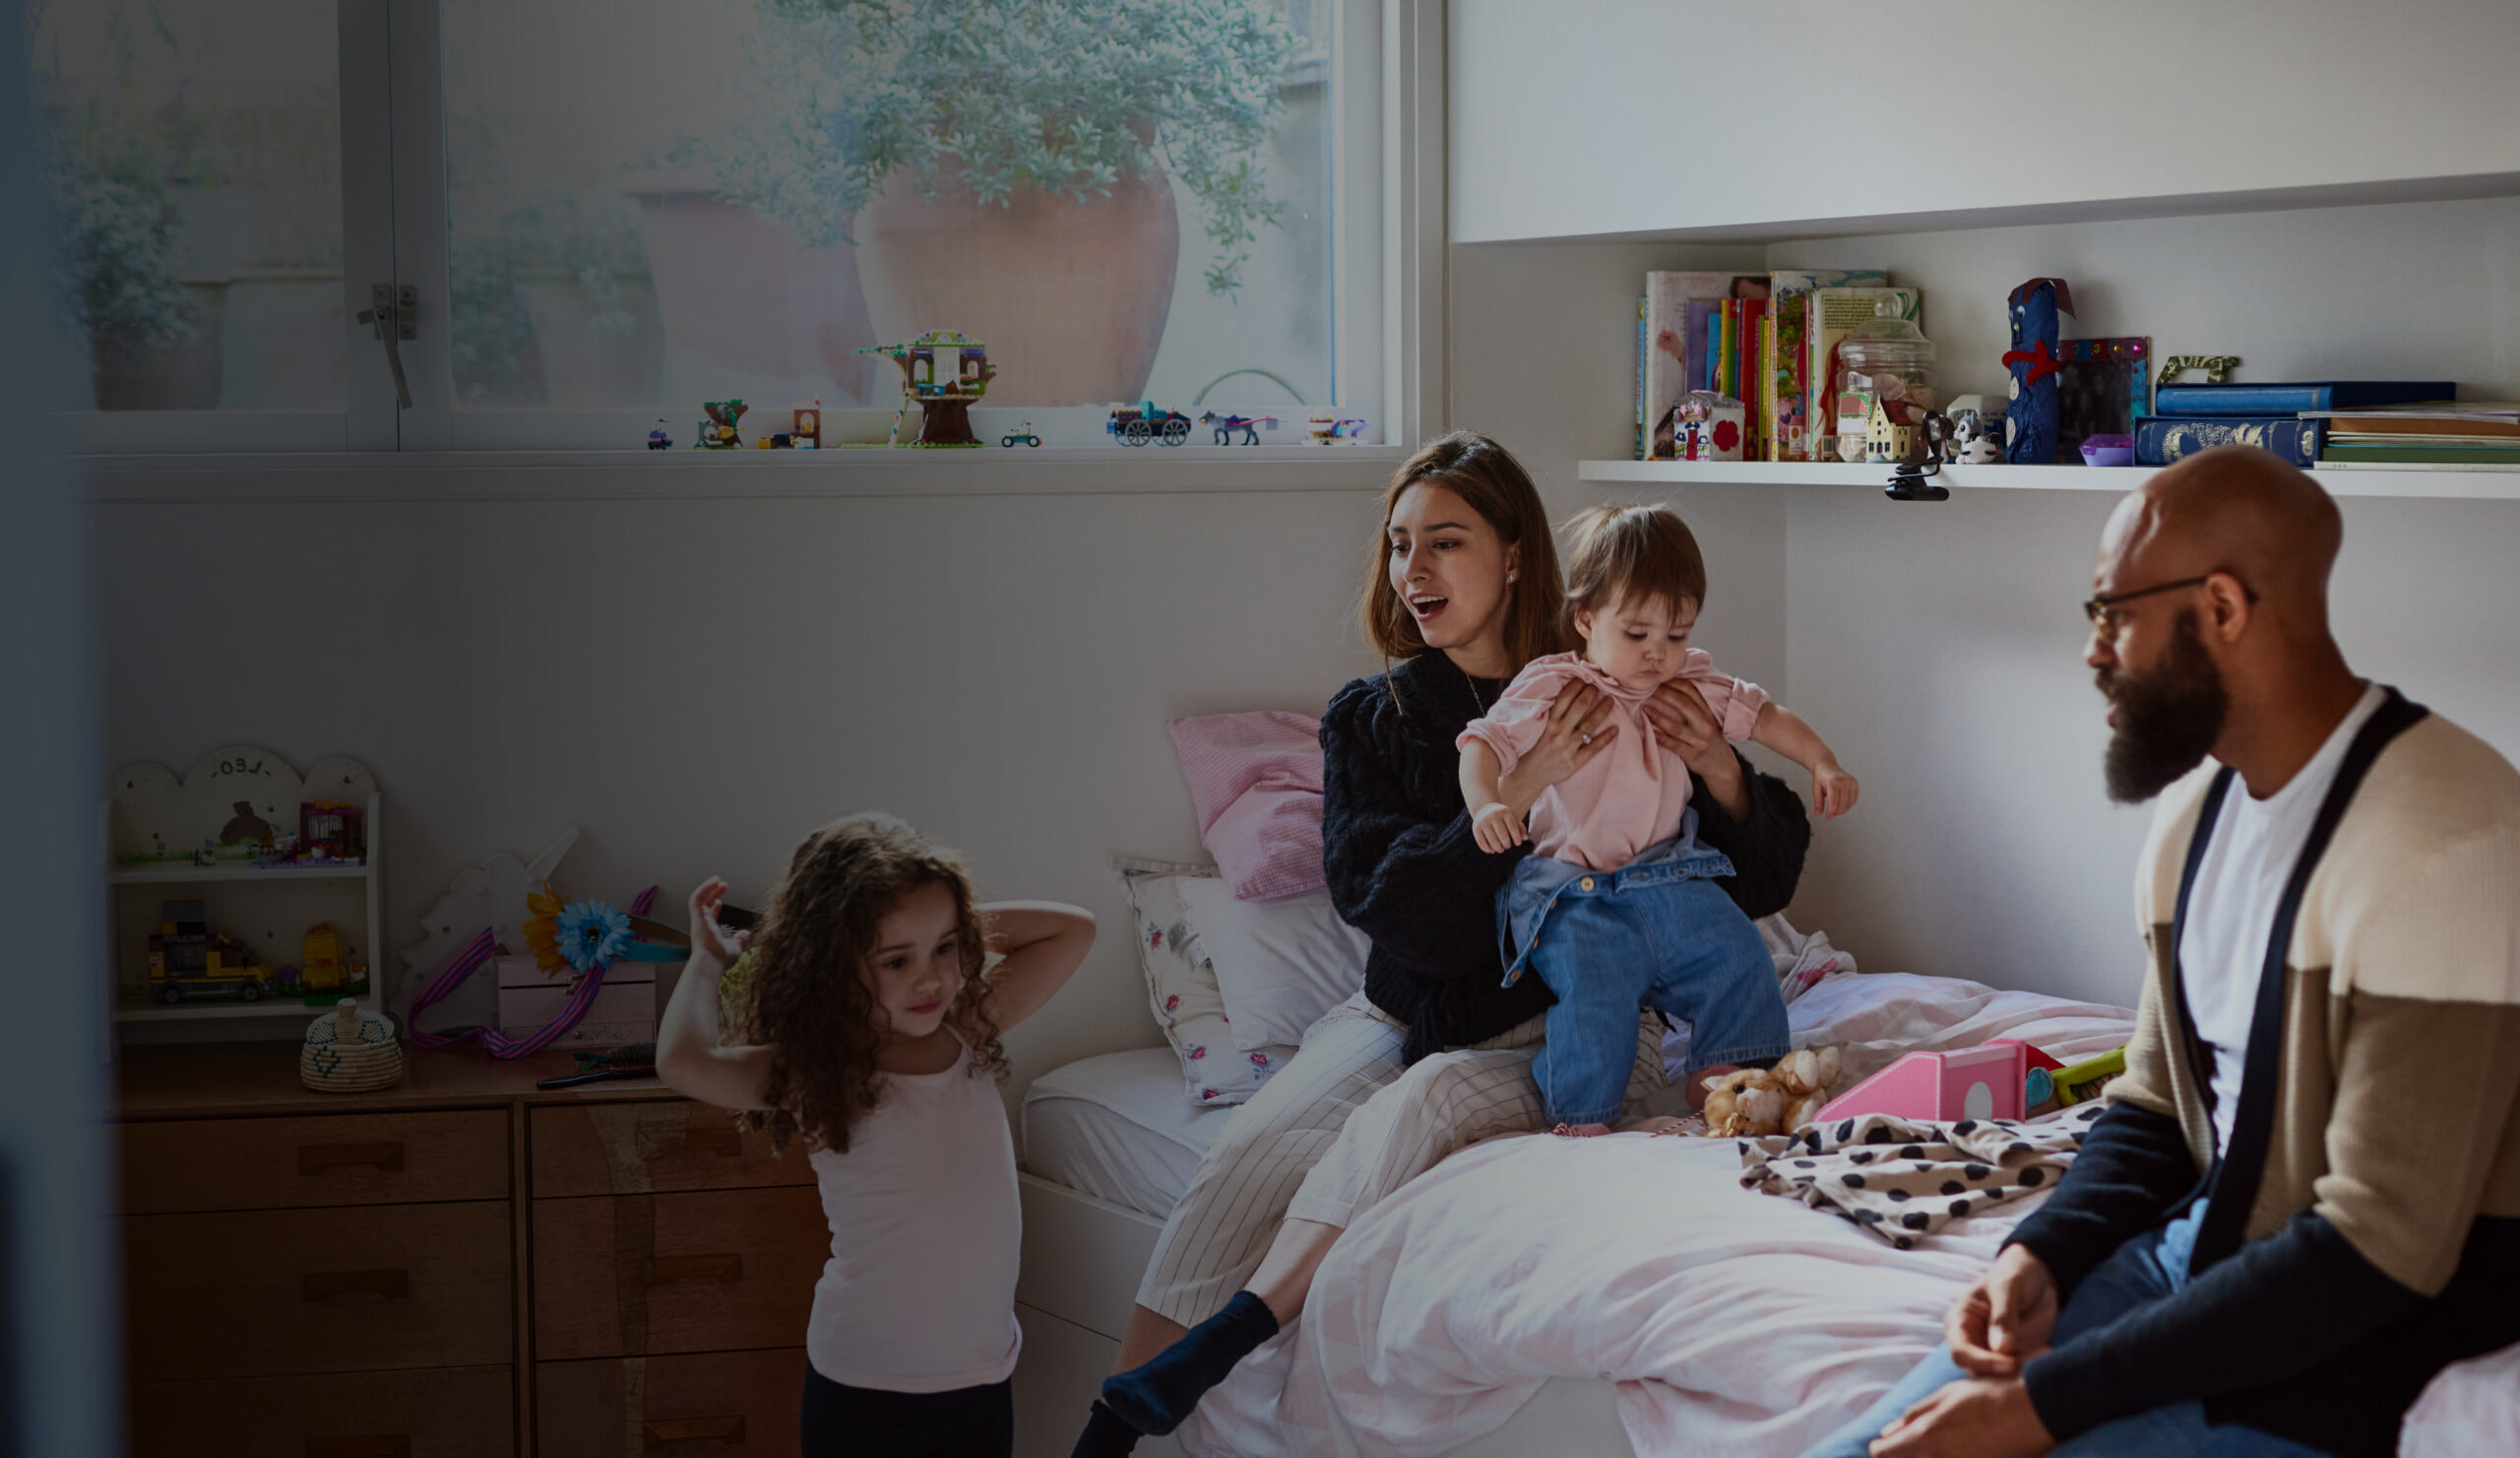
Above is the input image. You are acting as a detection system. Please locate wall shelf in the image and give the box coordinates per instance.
[109,863,371,885]
[1577,460,2520,502]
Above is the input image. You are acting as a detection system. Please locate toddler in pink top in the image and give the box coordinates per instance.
[1455,504,1858,1134]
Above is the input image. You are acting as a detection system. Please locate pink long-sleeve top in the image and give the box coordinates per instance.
[1458,650,1769,873]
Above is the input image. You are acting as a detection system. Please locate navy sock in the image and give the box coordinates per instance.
[1068,1400,1141,1457]
[1100,1291,1281,1435]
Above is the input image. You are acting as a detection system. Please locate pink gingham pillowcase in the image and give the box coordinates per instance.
[1166,711,1327,902]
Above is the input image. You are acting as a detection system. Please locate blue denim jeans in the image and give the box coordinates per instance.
[1499,831,1790,1127]
[1799,1204,2325,1458]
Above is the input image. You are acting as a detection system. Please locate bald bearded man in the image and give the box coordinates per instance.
[1804,447,2520,1458]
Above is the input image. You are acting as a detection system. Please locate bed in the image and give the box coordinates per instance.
[1009,969,2511,1456]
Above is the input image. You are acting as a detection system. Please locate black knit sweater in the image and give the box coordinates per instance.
[1320,651,1812,1062]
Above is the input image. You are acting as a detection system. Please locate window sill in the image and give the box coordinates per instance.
[83,445,1410,502]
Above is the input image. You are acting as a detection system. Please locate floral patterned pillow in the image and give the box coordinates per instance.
[1115,859,1301,1107]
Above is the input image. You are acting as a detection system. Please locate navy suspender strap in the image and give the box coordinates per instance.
[2184,686,2429,1277]
[2170,766,2238,1135]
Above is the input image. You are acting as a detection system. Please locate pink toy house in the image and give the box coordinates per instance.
[1816,1040,2058,1125]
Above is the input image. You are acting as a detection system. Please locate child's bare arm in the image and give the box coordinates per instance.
[656,878,779,1110]
[1459,738,1526,854]
[976,901,1096,1030]
[1749,703,1860,818]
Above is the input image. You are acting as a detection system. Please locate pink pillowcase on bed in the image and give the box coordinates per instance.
[1166,711,1327,902]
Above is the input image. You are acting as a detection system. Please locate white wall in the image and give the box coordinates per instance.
[1450,0,2520,244]
[97,463,1396,1119]
[1767,197,2520,1006]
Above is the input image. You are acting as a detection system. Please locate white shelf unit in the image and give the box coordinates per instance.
[1577,460,2520,501]
[105,749,386,1039]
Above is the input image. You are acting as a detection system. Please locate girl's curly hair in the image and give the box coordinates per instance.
[724,812,1007,1155]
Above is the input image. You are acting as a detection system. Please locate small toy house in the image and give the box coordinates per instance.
[1866,400,1923,464]
[299,800,365,863]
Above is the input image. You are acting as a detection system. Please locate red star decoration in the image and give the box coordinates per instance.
[2002,339,2064,388]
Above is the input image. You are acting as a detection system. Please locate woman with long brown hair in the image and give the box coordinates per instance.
[1072,433,1813,1452]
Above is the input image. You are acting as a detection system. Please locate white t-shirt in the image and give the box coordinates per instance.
[2176,683,2385,1155]
[804,1038,1023,1392]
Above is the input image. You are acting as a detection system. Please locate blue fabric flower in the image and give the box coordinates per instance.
[555,899,631,973]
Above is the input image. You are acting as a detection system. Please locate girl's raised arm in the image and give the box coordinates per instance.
[976,901,1097,1030]
[656,877,779,1110]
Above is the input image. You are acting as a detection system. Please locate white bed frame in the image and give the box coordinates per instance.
[1011,1172,1634,1458]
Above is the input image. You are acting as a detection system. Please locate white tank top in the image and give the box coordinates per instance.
[803,1039,1022,1391]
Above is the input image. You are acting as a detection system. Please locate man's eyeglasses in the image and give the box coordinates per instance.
[2082,575,2257,635]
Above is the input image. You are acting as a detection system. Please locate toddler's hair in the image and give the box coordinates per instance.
[724,811,1006,1156]
[1561,503,1709,624]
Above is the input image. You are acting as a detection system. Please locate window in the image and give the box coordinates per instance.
[33,0,366,448]
[43,0,1415,455]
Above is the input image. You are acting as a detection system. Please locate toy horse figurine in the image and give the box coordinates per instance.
[2002,278,2076,465]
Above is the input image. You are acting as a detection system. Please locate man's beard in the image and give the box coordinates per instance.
[2098,610,2229,803]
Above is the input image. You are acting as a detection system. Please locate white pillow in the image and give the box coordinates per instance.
[1114,860,1299,1107]
[1175,877,1371,1051]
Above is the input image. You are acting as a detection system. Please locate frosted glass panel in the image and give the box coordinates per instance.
[31,0,346,412]
[439,0,1334,424]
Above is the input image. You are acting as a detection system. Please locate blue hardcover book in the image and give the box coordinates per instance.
[2133,415,2326,467]
[2152,381,2453,416]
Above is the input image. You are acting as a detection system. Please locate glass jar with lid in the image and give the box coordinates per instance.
[1828,324,1938,462]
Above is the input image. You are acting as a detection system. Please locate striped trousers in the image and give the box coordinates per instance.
[1135,989,1663,1326]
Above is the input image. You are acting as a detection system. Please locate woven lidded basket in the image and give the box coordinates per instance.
[300,998,404,1092]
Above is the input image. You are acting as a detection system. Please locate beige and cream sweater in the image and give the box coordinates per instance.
[2010,699,2520,1455]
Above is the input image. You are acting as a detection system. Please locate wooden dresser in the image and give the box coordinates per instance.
[118,1044,827,1458]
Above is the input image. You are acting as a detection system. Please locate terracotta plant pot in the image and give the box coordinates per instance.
[92,279,226,411]
[626,178,877,407]
[852,158,1180,407]
[516,271,665,409]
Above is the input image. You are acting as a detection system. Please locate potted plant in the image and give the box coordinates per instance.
[452,190,665,409]
[42,106,223,410]
[719,0,1300,406]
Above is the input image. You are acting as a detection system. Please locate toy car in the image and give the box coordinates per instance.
[1000,421,1043,448]
[147,904,271,1004]
[1106,403,1192,447]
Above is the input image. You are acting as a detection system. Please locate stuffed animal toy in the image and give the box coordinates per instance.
[1700,1046,1844,1137]
[2002,278,2075,465]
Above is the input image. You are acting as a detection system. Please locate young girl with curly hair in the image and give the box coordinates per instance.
[657,812,1096,1458]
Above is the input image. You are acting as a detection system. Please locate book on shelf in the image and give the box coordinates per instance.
[2317,442,2520,464]
[1761,269,1886,462]
[1635,295,1648,459]
[1808,285,1922,463]
[1642,271,1767,461]
[2151,381,2454,417]
[2308,402,2520,436]
[2314,459,2520,472]
[2134,416,2324,467]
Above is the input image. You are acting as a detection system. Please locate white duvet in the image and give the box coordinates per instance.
[1184,972,2142,1457]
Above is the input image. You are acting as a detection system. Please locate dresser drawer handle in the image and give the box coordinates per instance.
[305,1438,410,1458]
[298,1142,406,1175]
[678,1126,741,1157]
[644,1416,745,1448]
[647,1253,743,1286]
[302,1269,410,1301]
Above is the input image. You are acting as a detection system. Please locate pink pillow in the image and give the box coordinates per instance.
[1166,711,1327,902]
